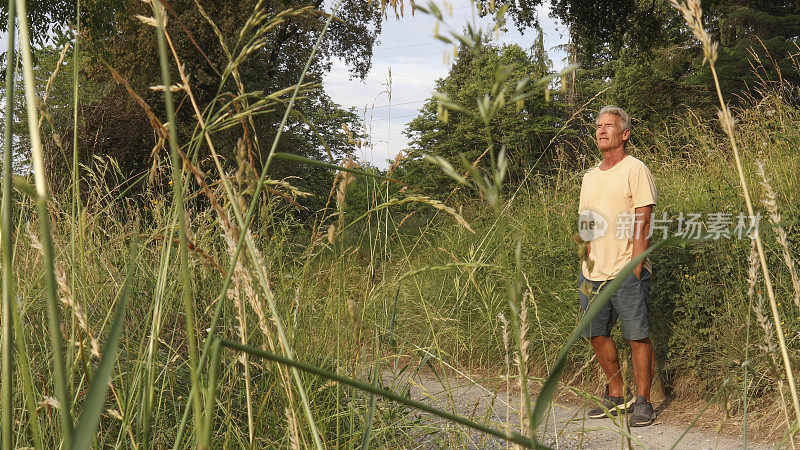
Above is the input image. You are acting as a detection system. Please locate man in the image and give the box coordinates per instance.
[578,105,657,427]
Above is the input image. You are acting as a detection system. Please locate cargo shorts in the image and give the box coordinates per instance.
[578,268,651,340]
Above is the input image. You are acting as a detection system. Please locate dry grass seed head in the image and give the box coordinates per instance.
[747,237,760,299]
[498,312,510,368]
[403,195,475,233]
[388,151,404,173]
[27,222,100,358]
[286,406,301,450]
[347,297,361,342]
[756,159,800,308]
[37,396,61,412]
[753,292,778,362]
[336,157,358,211]
[669,0,717,64]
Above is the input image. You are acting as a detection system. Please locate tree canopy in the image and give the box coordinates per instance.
[479,0,800,113]
[400,36,564,193]
[6,0,381,207]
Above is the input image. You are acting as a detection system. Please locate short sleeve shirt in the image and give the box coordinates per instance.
[578,155,657,281]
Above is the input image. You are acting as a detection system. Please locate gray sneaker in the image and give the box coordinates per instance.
[588,385,634,419]
[629,395,655,427]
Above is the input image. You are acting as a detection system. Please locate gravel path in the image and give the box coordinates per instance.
[384,369,778,449]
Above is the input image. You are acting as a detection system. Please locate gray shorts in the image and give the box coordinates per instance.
[578,268,651,340]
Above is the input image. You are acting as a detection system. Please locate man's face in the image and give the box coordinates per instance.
[595,113,630,152]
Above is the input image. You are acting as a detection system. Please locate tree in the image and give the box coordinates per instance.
[0,0,125,48]
[485,0,800,117]
[400,37,564,194]
[5,0,380,205]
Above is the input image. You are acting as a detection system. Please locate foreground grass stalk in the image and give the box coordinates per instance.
[699,9,800,433]
[670,0,800,434]
[507,241,534,438]
[220,339,543,449]
[140,208,179,446]
[70,0,85,376]
[200,338,223,448]
[72,238,137,449]
[709,61,800,430]
[68,0,89,419]
[16,0,74,444]
[152,0,204,444]
[173,4,344,447]
[1,0,16,444]
[4,99,43,449]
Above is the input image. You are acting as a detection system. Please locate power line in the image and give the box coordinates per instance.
[365,113,419,122]
[351,100,427,110]
[370,128,413,135]
[374,42,441,52]
[374,26,564,53]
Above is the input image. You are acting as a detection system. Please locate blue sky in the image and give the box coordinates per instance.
[324,0,568,168]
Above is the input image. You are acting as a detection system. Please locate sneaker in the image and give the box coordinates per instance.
[629,395,655,427]
[588,385,634,419]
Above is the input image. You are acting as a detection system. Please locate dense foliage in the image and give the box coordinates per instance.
[400,36,564,193]
[3,0,380,208]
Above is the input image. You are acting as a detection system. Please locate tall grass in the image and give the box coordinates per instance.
[1,1,17,447]
[2,0,800,447]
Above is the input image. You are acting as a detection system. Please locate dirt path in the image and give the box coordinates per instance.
[384,368,777,449]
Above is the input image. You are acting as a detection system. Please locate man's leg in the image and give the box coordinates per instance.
[591,335,624,397]
[629,337,654,401]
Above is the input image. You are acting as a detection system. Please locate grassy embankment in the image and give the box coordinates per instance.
[11,87,799,447]
[5,0,800,446]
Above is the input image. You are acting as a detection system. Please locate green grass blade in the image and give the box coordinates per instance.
[70,0,85,403]
[359,330,380,450]
[220,339,546,449]
[174,4,346,448]
[531,236,683,432]
[71,0,82,228]
[1,0,18,445]
[200,338,223,448]
[15,0,74,444]
[152,0,203,442]
[71,238,138,449]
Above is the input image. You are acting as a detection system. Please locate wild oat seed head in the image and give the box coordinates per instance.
[498,312,510,367]
[38,396,61,411]
[756,159,800,308]
[670,0,717,64]
[747,238,760,299]
[26,222,43,254]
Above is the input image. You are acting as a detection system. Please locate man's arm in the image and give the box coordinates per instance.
[632,205,653,279]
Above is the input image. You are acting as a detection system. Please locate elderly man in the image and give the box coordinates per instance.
[578,105,657,427]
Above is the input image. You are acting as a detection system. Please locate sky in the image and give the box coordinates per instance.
[324,0,568,169]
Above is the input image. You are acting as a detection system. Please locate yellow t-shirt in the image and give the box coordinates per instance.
[578,154,657,281]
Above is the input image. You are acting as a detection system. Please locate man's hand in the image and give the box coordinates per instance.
[632,205,653,279]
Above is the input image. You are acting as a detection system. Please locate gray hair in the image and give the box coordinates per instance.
[598,105,631,132]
